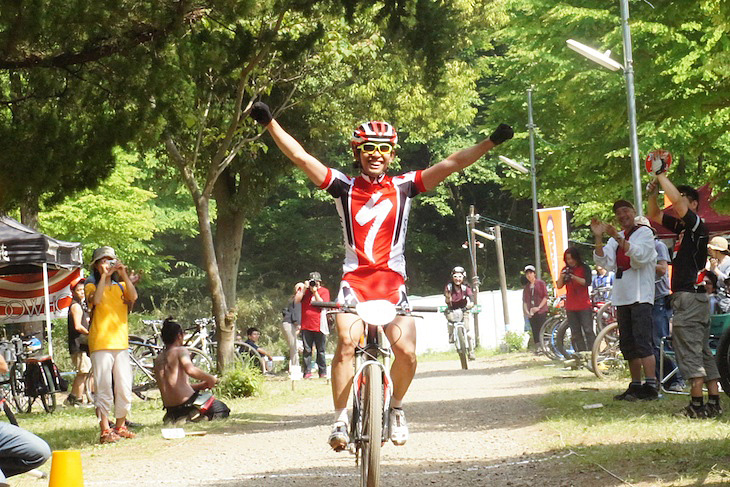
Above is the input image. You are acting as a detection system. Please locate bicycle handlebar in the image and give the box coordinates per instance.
[311,301,441,313]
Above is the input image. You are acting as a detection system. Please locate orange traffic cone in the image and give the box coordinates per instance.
[48,450,84,487]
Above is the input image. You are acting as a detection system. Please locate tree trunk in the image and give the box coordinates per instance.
[20,191,39,229]
[193,196,237,372]
[213,169,245,308]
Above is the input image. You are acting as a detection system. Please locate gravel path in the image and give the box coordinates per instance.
[74,355,618,487]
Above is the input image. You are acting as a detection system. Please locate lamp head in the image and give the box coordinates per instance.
[498,155,529,174]
[566,39,624,72]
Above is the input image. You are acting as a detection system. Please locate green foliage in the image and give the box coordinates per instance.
[37,152,169,279]
[216,363,264,399]
[483,0,730,219]
[501,331,527,352]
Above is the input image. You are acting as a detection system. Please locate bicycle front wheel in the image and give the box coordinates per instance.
[592,323,625,379]
[456,327,468,370]
[9,362,31,413]
[540,317,561,360]
[361,364,382,487]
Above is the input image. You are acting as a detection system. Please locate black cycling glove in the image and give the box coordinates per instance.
[489,123,514,146]
[250,101,273,126]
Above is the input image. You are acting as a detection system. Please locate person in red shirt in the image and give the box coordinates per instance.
[250,101,513,450]
[556,247,595,352]
[295,272,330,379]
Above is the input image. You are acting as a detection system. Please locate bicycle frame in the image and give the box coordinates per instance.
[312,299,437,487]
[352,326,394,447]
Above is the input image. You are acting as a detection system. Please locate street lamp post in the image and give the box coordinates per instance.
[498,153,541,278]
[566,0,644,214]
[527,88,541,277]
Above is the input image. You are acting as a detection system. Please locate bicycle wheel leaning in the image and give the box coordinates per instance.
[539,317,561,360]
[595,301,616,333]
[361,364,382,487]
[455,327,468,370]
[591,323,626,379]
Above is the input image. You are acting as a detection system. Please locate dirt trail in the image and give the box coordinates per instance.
[73,355,616,487]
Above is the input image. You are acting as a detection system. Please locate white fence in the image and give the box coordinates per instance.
[410,289,527,354]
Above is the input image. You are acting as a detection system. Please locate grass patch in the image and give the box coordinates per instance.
[12,374,333,458]
[523,357,730,486]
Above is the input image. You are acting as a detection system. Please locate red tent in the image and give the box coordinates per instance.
[652,185,730,238]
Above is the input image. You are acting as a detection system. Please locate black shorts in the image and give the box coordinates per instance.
[616,302,654,360]
[163,392,230,424]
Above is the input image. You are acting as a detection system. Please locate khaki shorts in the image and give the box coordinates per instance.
[71,352,92,374]
[671,292,720,381]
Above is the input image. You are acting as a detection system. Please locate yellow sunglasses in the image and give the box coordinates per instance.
[358,143,394,155]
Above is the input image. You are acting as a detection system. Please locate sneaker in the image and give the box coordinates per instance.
[64,394,80,407]
[100,428,120,444]
[303,373,313,379]
[706,402,723,418]
[666,381,686,393]
[113,425,137,439]
[389,408,408,446]
[678,403,709,419]
[319,373,328,379]
[468,351,476,361]
[637,383,659,401]
[328,421,349,451]
[613,383,642,401]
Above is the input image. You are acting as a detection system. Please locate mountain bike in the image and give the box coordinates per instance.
[444,308,472,369]
[313,300,437,487]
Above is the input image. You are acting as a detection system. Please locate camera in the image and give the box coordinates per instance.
[308,279,317,287]
[107,259,117,268]
[562,268,572,282]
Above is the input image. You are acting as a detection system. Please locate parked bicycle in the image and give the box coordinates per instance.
[7,336,62,413]
[127,338,213,400]
[313,300,437,487]
[135,318,268,374]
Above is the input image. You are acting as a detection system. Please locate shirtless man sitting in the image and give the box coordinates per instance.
[153,318,230,424]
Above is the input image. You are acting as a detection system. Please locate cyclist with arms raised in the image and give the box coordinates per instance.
[250,102,513,450]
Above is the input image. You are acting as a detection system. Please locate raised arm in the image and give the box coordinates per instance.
[646,179,663,224]
[250,102,328,187]
[655,173,688,218]
[420,124,513,191]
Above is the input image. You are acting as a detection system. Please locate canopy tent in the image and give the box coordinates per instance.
[0,216,83,356]
[651,185,730,238]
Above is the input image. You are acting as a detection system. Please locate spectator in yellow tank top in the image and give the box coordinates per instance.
[84,246,138,444]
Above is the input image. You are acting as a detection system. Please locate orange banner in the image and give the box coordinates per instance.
[537,207,569,297]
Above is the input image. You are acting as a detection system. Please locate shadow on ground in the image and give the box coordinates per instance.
[202,437,730,487]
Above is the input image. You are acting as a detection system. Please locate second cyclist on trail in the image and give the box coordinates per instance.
[444,266,476,360]
[250,102,513,451]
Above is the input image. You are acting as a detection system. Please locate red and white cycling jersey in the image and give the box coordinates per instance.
[319,167,426,283]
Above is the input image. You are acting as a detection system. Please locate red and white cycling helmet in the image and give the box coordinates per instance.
[351,121,398,149]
